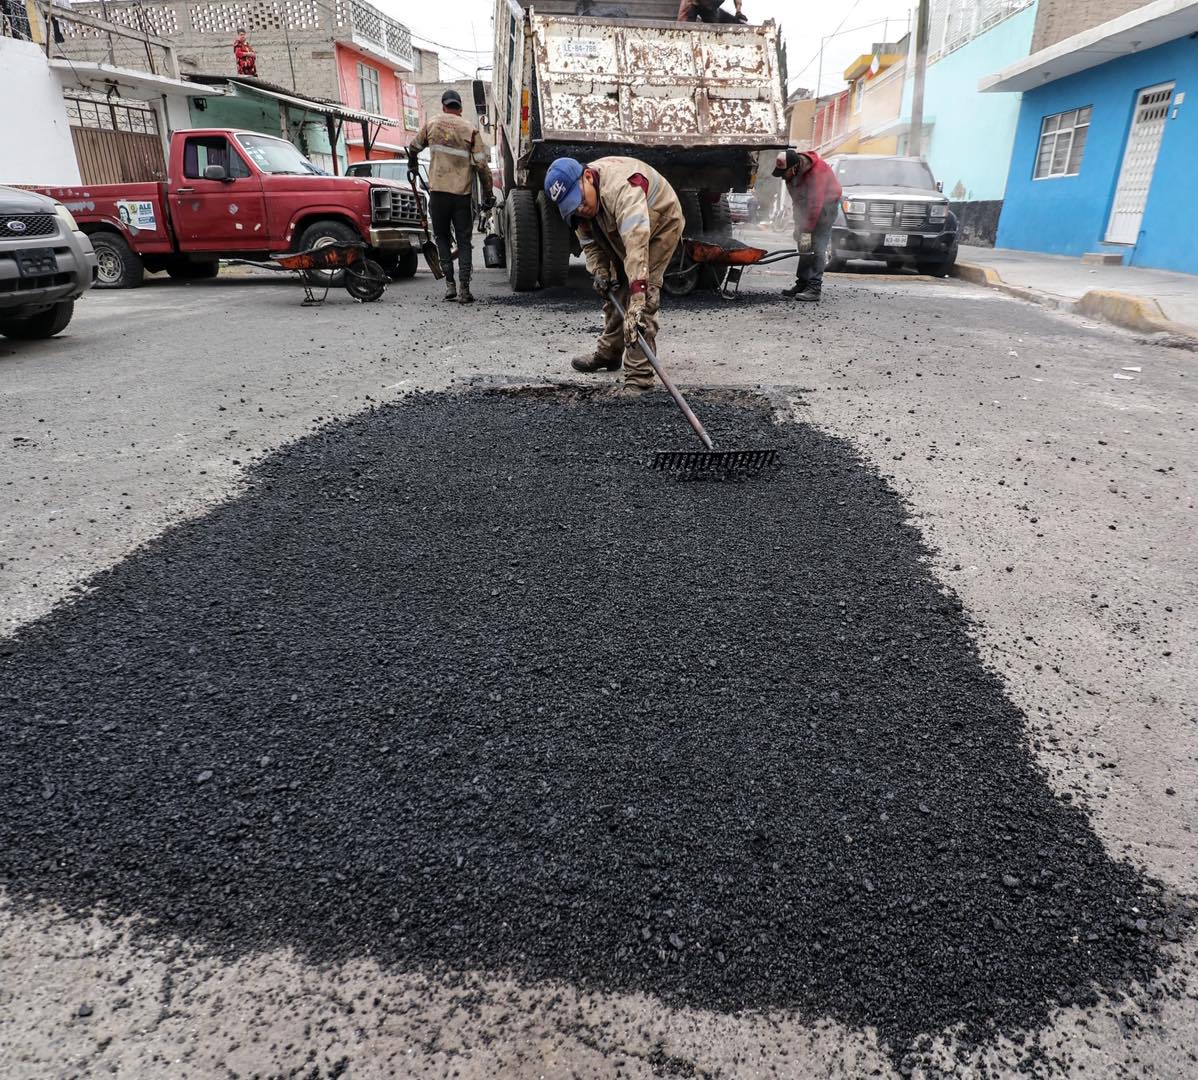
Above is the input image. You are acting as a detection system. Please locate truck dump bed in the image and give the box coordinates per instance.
[529,15,785,149]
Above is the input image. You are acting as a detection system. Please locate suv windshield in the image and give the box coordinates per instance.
[236,135,323,176]
[347,161,413,183]
[833,158,937,190]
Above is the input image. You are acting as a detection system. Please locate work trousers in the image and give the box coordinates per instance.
[428,192,473,283]
[595,210,685,386]
[795,197,838,290]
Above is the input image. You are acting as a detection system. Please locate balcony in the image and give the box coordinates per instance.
[336,0,412,71]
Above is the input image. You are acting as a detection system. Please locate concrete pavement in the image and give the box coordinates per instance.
[1,261,1196,1079]
[957,245,1198,339]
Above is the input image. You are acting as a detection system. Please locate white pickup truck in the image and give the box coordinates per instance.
[489,0,787,291]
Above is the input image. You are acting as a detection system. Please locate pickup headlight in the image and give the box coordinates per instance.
[54,202,79,231]
[370,187,392,222]
[930,202,948,221]
[843,199,866,216]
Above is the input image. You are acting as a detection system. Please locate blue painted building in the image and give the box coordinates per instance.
[984,0,1198,272]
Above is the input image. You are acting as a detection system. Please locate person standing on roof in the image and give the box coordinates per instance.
[408,89,495,303]
[678,0,747,23]
[232,29,257,77]
[543,156,685,393]
[774,149,843,303]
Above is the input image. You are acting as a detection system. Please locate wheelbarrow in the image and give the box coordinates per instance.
[663,236,815,300]
[226,242,387,306]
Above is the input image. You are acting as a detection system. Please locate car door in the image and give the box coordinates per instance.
[170,135,267,251]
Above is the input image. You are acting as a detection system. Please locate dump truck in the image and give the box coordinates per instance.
[489,0,788,292]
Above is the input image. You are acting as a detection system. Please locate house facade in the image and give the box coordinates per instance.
[984,0,1198,272]
[812,42,908,157]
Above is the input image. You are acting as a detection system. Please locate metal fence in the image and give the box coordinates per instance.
[927,0,1035,63]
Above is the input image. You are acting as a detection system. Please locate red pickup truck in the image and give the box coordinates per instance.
[36,128,428,288]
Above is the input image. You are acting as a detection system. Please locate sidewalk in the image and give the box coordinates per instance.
[955,246,1198,340]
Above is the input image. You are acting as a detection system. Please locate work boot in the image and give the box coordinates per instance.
[571,352,621,374]
[620,378,654,395]
[793,283,822,303]
[458,279,475,304]
[781,279,809,299]
[443,279,458,301]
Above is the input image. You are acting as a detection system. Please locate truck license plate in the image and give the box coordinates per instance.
[883,233,908,247]
[16,248,58,277]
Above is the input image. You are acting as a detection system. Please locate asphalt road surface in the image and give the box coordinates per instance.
[1,236,1196,1079]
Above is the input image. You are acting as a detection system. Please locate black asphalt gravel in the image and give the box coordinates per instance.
[0,388,1188,1064]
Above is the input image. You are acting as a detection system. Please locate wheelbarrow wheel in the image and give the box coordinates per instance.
[345,258,387,302]
[662,245,700,298]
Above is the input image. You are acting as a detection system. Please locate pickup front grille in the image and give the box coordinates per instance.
[1,214,58,239]
[371,188,424,228]
[867,202,894,227]
[899,203,928,228]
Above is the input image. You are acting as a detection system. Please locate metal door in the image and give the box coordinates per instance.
[1106,82,1173,245]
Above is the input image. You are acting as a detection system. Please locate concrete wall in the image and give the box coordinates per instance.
[997,35,1198,272]
[0,38,81,186]
[1030,0,1146,52]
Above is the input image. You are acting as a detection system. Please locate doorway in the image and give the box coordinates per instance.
[1105,82,1173,246]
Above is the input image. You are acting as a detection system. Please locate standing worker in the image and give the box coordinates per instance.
[232,29,257,76]
[408,90,494,303]
[543,156,685,392]
[774,149,843,303]
[678,0,747,23]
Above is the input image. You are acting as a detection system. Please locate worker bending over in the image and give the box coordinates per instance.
[775,149,843,303]
[678,0,747,23]
[408,90,494,303]
[543,156,685,392]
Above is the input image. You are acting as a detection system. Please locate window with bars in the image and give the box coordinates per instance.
[64,95,160,135]
[357,62,381,114]
[1034,106,1091,179]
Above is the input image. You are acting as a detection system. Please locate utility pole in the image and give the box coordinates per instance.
[908,0,930,157]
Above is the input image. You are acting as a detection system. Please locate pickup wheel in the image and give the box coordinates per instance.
[536,191,571,289]
[91,233,144,289]
[166,259,220,281]
[296,220,359,285]
[387,249,420,280]
[0,300,75,340]
[505,189,541,292]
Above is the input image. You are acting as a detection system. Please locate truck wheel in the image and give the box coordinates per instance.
[296,220,359,285]
[678,190,703,238]
[0,300,75,340]
[389,249,420,280]
[505,189,541,292]
[536,191,571,288]
[701,193,733,239]
[166,259,220,281]
[91,233,144,289]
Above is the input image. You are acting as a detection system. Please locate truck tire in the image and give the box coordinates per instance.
[678,190,703,238]
[505,189,541,292]
[0,300,75,340]
[389,248,420,280]
[166,259,220,281]
[91,232,144,289]
[536,191,571,288]
[701,193,733,239]
[296,220,359,285]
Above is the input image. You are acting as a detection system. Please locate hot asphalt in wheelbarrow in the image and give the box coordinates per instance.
[0,387,1188,1067]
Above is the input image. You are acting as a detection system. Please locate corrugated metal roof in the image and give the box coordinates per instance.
[184,74,399,126]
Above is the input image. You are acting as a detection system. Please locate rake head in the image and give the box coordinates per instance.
[652,448,779,475]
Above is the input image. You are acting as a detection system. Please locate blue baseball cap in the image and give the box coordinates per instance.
[544,158,584,220]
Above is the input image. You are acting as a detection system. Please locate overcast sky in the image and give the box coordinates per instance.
[379,0,916,98]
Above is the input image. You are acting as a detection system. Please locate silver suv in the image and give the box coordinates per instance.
[0,187,98,340]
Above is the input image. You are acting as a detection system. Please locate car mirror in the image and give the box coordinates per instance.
[204,164,229,182]
[935,180,943,192]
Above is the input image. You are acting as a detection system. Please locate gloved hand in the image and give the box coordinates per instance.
[624,291,648,349]
[481,195,496,211]
[406,152,419,179]
[592,269,612,298]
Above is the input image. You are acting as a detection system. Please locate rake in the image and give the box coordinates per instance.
[607,290,779,476]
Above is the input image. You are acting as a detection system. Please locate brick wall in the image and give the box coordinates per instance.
[1030,0,1148,52]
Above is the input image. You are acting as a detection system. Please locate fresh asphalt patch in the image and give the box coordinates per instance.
[0,388,1189,1063]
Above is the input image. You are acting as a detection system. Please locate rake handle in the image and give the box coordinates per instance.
[608,289,714,451]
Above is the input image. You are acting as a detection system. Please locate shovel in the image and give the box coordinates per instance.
[608,289,778,476]
[410,172,443,280]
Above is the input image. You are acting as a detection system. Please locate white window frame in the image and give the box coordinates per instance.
[357,62,381,115]
[1033,106,1091,180]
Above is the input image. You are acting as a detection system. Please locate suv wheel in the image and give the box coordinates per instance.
[0,300,75,340]
[92,233,145,289]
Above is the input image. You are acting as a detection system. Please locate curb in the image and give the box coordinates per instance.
[951,261,1198,343]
